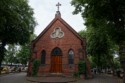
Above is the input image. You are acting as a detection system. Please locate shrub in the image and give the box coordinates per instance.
[78,60,86,75]
[73,72,79,78]
[32,59,40,76]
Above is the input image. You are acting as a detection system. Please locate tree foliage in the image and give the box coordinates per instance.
[32,59,40,76]
[0,0,36,69]
[78,30,87,38]
[16,34,36,66]
[79,28,118,69]
[71,0,125,44]
[0,0,36,44]
[4,44,19,65]
[17,45,30,66]
[78,60,86,74]
[72,0,125,80]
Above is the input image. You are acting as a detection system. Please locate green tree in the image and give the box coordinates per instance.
[0,0,36,70]
[17,45,30,66]
[87,27,113,68]
[79,27,115,69]
[79,29,119,74]
[4,45,19,65]
[16,34,36,66]
[113,57,121,69]
[71,0,125,80]
[78,30,87,38]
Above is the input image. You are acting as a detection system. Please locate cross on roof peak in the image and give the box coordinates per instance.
[56,2,61,11]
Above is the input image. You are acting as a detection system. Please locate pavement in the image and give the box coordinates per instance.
[71,74,123,83]
[27,74,123,83]
[0,72,123,83]
[0,72,27,83]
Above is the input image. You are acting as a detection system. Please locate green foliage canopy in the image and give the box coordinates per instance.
[72,0,124,75]
[0,0,36,70]
[17,45,30,65]
[4,45,19,64]
[71,0,125,44]
[16,34,36,65]
[0,0,36,44]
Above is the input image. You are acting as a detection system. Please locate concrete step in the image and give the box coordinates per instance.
[27,76,76,83]
[46,73,65,77]
[40,82,68,83]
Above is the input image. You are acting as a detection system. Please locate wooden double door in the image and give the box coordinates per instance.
[50,55,62,73]
[50,47,62,73]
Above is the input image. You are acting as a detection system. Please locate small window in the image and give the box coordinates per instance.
[41,50,46,64]
[68,49,74,64]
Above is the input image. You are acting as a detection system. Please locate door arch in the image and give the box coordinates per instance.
[50,47,62,73]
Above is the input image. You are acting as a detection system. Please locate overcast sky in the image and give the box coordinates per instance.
[28,0,86,36]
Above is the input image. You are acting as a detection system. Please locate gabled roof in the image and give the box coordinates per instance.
[33,12,84,44]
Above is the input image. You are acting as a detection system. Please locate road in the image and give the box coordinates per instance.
[0,72,28,83]
[0,72,123,83]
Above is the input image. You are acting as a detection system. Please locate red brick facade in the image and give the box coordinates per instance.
[28,12,92,77]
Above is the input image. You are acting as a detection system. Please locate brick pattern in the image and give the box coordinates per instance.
[28,16,92,77]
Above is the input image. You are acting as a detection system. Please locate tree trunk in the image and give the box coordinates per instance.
[119,41,125,83]
[111,59,115,76]
[0,41,6,74]
[97,54,101,74]
[11,62,12,66]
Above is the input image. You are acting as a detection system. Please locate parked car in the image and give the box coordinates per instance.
[21,67,28,72]
[1,67,9,74]
[116,68,124,78]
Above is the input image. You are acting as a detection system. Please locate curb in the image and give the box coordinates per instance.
[26,77,77,83]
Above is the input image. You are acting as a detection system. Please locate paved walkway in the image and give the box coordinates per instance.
[27,74,123,83]
[0,72,123,83]
[0,72,27,83]
[72,74,123,83]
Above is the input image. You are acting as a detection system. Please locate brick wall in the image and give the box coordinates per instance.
[28,17,91,77]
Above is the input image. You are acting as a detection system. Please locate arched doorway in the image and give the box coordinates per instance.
[50,47,62,73]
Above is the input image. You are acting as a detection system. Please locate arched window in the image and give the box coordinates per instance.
[68,49,74,64]
[41,50,46,64]
[51,47,62,56]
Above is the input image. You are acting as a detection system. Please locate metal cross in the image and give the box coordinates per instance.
[56,2,61,11]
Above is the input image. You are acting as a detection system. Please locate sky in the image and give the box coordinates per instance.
[28,0,86,36]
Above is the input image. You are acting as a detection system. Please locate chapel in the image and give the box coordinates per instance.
[28,3,92,77]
